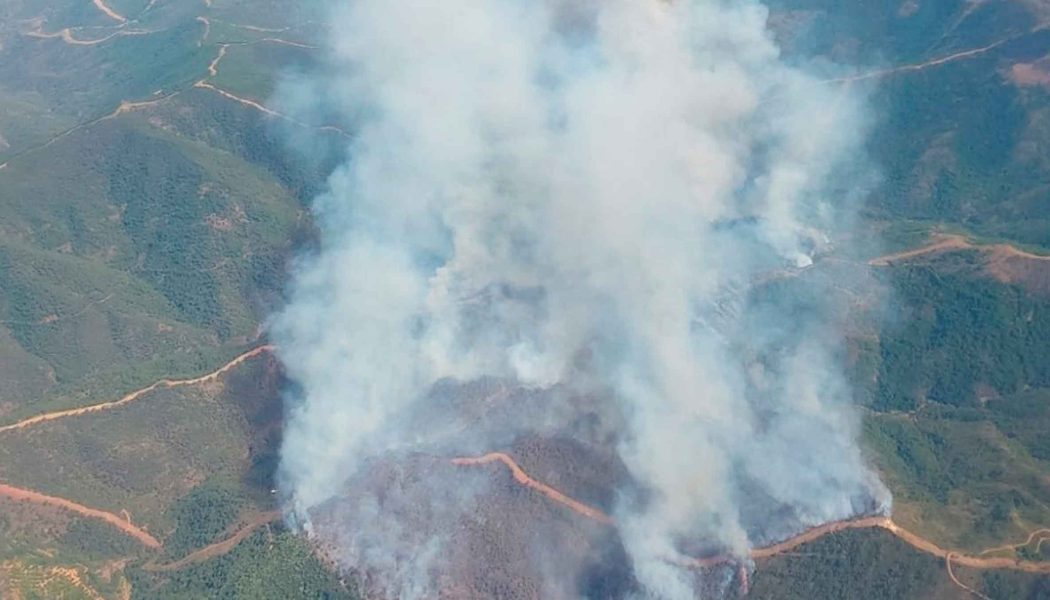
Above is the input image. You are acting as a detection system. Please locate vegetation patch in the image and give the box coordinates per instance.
[129,529,357,600]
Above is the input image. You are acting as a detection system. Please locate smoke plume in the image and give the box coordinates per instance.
[272,0,889,597]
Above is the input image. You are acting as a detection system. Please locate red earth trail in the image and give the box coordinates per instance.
[947,553,994,600]
[451,451,1050,576]
[0,345,274,434]
[867,234,972,265]
[0,486,277,565]
[7,447,1050,582]
[868,234,1050,266]
[979,528,1050,557]
[4,12,329,174]
[450,453,614,525]
[0,483,160,548]
[144,511,281,571]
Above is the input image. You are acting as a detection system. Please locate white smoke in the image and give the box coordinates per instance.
[272,0,889,597]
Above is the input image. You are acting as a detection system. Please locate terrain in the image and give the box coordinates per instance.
[0,0,1049,598]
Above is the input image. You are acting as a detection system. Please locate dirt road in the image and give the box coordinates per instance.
[980,528,1050,557]
[0,483,160,548]
[947,553,993,600]
[833,29,1042,84]
[868,234,973,266]
[194,81,349,138]
[92,0,127,23]
[0,345,274,434]
[26,27,151,46]
[451,452,614,524]
[452,451,1050,576]
[145,511,281,571]
[868,233,1050,267]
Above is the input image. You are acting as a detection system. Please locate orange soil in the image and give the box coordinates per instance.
[108,94,176,118]
[0,345,273,434]
[1010,61,1050,86]
[947,553,993,600]
[2,13,340,177]
[754,517,890,559]
[987,243,1050,262]
[53,566,106,600]
[868,234,1050,278]
[0,483,160,548]
[0,345,280,565]
[867,234,972,266]
[980,528,1050,557]
[451,453,614,525]
[0,563,106,600]
[144,511,281,571]
[452,452,1050,575]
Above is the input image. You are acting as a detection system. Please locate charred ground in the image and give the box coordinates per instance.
[1,0,1050,598]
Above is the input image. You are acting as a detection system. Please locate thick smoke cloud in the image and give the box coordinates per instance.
[272,0,889,597]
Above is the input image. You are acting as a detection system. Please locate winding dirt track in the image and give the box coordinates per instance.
[144,511,280,571]
[0,345,273,434]
[92,0,127,23]
[868,234,973,266]
[832,26,1049,84]
[193,80,349,137]
[980,529,1050,557]
[4,13,339,175]
[5,382,1050,583]
[835,38,1014,83]
[451,453,614,525]
[195,80,283,117]
[26,27,152,46]
[451,452,1050,575]
[947,553,993,600]
[190,42,347,136]
[0,346,276,561]
[868,234,1050,267]
[0,483,160,548]
[206,44,229,77]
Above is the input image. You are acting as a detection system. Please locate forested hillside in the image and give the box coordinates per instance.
[0,0,1049,598]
